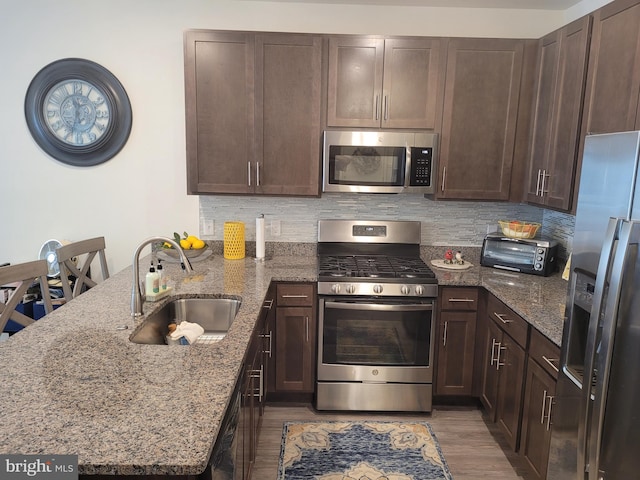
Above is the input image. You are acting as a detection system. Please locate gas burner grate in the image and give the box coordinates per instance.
[318,255,436,280]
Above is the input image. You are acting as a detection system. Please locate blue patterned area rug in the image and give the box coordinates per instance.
[278,421,453,480]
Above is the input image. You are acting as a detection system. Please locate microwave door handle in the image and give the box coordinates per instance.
[578,216,621,478]
[588,220,638,480]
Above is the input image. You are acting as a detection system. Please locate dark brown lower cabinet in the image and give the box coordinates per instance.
[273,283,317,395]
[436,311,477,395]
[479,293,528,452]
[520,357,557,480]
[519,328,560,480]
[436,287,479,397]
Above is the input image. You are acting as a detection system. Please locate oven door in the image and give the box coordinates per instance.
[317,297,434,383]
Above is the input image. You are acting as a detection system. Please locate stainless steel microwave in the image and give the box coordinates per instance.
[480,233,558,276]
[322,130,438,194]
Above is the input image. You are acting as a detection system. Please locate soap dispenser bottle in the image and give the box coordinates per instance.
[145,262,159,295]
[157,260,167,291]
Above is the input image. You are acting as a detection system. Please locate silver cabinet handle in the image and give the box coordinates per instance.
[383,95,388,120]
[256,161,261,187]
[249,367,263,402]
[493,312,512,324]
[540,169,549,196]
[441,166,447,192]
[496,344,506,370]
[305,316,309,343]
[375,94,380,120]
[535,169,542,196]
[540,389,548,424]
[542,355,559,373]
[448,298,475,303]
[281,294,308,299]
[247,162,252,187]
[260,331,272,357]
[546,396,554,431]
[490,338,498,366]
[443,321,448,347]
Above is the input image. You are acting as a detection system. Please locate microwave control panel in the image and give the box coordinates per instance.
[409,147,433,186]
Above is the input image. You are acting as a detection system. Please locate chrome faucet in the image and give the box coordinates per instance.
[131,236,194,317]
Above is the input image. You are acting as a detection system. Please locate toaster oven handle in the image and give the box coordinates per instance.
[325,301,434,311]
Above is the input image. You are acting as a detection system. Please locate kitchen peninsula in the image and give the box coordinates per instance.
[0,249,567,477]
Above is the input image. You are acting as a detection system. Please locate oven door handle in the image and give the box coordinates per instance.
[324,301,434,311]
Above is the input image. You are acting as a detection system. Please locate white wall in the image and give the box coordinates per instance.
[0,0,611,274]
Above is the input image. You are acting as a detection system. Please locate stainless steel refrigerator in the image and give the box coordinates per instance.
[548,131,640,480]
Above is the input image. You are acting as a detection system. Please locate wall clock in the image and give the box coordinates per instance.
[24,58,132,167]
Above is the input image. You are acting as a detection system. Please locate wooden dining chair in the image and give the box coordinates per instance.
[56,237,110,302]
[0,260,54,332]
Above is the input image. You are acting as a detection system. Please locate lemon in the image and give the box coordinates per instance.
[186,235,199,244]
[180,238,191,249]
[192,239,206,249]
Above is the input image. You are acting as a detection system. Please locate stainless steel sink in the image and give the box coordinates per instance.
[129,297,241,345]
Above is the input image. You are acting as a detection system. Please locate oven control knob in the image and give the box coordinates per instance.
[401,285,410,295]
[346,284,356,294]
[415,285,424,296]
[373,284,383,294]
[331,284,341,294]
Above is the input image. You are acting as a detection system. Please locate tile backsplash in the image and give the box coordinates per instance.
[200,194,575,259]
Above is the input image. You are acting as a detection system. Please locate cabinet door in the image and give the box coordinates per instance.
[327,37,384,127]
[520,357,557,480]
[582,0,640,136]
[255,34,323,196]
[480,317,503,420]
[527,17,591,211]
[496,335,526,452]
[184,31,254,194]
[526,30,560,205]
[275,306,316,392]
[436,311,477,396]
[439,38,524,200]
[381,38,444,129]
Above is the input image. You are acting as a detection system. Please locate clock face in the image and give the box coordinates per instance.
[43,79,111,147]
[25,58,132,167]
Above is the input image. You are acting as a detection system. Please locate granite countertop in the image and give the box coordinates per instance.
[430,260,568,346]
[0,254,316,476]
[0,249,567,476]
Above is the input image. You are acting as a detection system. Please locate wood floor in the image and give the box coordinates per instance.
[253,404,535,480]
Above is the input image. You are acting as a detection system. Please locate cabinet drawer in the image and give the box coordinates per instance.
[487,294,529,349]
[277,283,315,307]
[441,287,479,311]
[529,328,560,380]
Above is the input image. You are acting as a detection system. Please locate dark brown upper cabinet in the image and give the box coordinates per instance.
[438,38,525,200]
[184,31,255,195]
[581,0,640,137]
[526,16,592,212]
[184,31,323,196]
[327,36,444,129]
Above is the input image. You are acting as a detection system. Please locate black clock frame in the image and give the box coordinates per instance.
[24,58,132,167]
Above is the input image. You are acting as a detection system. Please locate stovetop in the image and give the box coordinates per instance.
[318,254,436,282]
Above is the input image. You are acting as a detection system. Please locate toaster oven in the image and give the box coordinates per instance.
[480,233,558,276]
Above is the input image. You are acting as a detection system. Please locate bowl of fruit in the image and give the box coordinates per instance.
[498,220,541,239]
[162,232,208,258]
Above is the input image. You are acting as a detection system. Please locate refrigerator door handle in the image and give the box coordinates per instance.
[579,216,622,479]
[587,220,637,480]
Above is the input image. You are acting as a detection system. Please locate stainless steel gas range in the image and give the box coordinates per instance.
[316,219,438,412]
